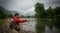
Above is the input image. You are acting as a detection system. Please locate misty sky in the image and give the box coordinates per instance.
[0,0,60,16]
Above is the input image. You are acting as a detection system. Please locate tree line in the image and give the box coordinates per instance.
[35,2,60,18]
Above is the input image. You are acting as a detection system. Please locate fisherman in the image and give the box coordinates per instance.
[13,13,29,33]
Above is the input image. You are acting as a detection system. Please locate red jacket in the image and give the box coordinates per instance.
[13,16,28,23]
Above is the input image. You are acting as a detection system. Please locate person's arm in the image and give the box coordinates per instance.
[18,19,29,23]
[14,17,29,23]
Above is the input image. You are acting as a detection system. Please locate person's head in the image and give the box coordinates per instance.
[15,13,19,16]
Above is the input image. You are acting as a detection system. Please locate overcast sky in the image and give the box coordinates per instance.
[0,0,60,16]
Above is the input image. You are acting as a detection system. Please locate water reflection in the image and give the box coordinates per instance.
[36,17,60,33]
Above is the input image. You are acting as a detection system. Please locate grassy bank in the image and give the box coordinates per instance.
[0,19,9,33]
[0,19,8,25]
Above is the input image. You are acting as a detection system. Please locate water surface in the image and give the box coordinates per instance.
[21,18,60,33]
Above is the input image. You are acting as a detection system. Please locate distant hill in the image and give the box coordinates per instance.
[4,10,19,15]
[0,6,19,15]
[0,6,20,18]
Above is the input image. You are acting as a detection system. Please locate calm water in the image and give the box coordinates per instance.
[21,18,60,33]
[21,18,36,33]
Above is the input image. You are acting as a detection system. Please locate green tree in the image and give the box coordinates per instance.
[46,7,53,18]
[54,7,60,16]
[35,2,45,18]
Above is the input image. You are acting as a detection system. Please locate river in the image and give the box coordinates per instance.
[20,18,60,33]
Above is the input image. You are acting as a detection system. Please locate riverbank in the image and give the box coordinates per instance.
[0,18,36,33]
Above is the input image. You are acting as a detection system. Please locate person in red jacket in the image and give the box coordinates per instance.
[13,13,29,33]
[14,13,29,24]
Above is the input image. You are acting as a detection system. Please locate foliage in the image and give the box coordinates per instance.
[35,2,60,18]
[0,6,13,19]
[35,2,45,18]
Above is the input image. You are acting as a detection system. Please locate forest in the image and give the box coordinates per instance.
[35,2,60,18]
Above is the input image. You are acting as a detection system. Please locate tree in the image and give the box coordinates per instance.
[54,7,60,16]
[46,7,53,18]
[35,2,45,18]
